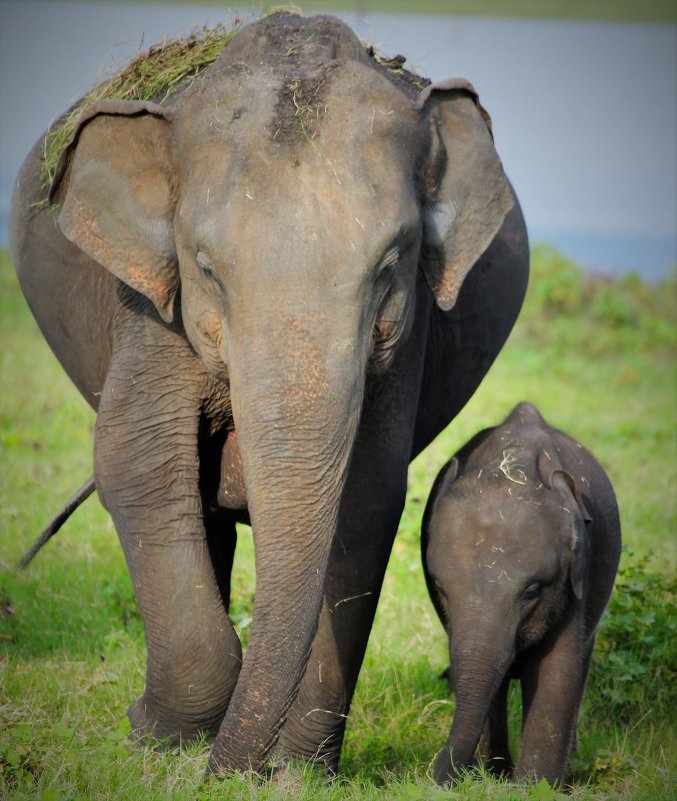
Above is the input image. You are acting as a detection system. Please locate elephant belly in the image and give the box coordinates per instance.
[218,431,247,510]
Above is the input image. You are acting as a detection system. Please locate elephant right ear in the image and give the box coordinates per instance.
[416,79,515,311]
[537,452,593,524]
[537,454,592,601]
[50,100,178,323]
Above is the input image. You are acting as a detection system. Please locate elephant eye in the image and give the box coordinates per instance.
[196,251,219,283]
[522,582,542,603]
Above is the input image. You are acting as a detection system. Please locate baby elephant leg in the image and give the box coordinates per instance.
[478,676,514,777]
[517,612,586,784]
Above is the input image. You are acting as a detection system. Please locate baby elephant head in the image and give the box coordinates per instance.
[422,436,592,782]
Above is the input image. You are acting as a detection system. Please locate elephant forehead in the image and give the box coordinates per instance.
[174,61,423,277]
[441,490,564,546]
[434,498,563,581]
[176,60,420,187]
[177,110,421,268]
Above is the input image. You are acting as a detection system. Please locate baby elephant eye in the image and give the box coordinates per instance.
[522,582,543,603]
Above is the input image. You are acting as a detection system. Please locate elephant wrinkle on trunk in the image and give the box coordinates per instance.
[10,11,529,779]
[422,403,621,786]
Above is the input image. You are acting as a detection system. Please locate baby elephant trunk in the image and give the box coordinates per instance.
[434,631,513,784]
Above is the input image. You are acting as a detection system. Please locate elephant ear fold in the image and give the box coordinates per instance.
[416,79,515,311]
[50,100,178,323]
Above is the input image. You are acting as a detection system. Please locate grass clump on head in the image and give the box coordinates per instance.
[40,12,426,192]
[41,23,239,188]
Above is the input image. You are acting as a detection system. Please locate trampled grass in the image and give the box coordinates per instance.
[1,244,675,799]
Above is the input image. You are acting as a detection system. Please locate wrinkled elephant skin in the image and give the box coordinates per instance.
[422,402,621,785]
[10,13,529,776]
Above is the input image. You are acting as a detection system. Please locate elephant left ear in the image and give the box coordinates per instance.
[416,79,515,311]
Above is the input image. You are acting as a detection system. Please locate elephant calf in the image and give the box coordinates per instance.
[421,402,621,785]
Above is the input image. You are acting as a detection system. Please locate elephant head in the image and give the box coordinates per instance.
[48,13,516,773]
[422,404,591,783]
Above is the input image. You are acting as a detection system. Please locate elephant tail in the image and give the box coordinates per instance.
[17,476,95,569]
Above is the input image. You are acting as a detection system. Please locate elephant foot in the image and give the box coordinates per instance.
[127,693,225,748]
[276,711,342,778]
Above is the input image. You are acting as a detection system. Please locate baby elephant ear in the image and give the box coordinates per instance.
[538,456,591,601]
[50,100,178,323]
[416,79,515,311]
[569,523,587,601]
[538,453,593,524]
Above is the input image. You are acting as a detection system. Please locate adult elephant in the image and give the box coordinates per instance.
[9,12,528,777]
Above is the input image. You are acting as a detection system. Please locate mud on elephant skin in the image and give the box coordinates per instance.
[422,402,621,785]
[10,12,528,777]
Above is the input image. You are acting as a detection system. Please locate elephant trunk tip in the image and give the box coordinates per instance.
[433,745,479,786]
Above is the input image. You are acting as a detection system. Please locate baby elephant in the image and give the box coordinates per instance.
[422,402,621,785]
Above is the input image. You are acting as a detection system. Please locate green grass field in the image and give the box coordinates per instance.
[1,244,675,800]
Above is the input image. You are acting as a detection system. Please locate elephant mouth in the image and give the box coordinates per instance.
[194,317,230,382]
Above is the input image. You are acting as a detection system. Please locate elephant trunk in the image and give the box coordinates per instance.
[207,310,367,774]
[435,627,513,784]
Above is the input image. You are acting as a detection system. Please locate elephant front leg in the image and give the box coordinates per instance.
[478,676,514,777]
[276,285,429,773]
[276,462,408,772]
[95,373,241,744]
[277,386,422,770]
[517,609,586,784]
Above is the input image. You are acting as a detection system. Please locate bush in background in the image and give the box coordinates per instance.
[519,244,676,355]
[586,549,677,723]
